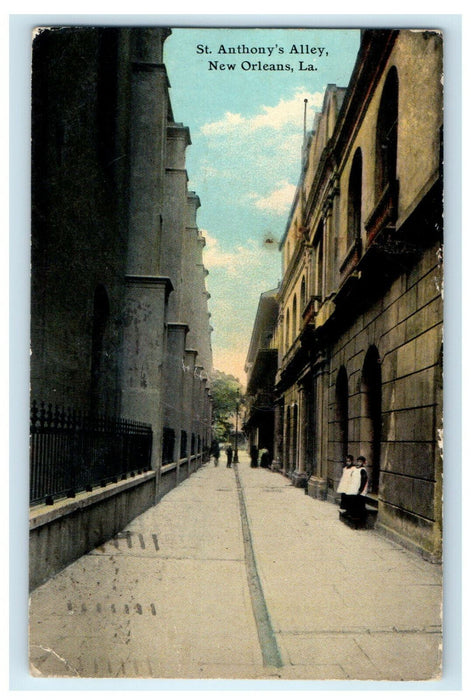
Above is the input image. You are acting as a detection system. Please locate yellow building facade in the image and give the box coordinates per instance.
[274,30,443,560]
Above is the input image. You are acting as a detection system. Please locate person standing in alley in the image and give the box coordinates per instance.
[210,439,220,467]
[250,444,259,468]
[349,456,369,518]
[337,454,355,511]
[225,444,233,468]
[259,447,270,468]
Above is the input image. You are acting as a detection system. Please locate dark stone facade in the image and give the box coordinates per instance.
[31,27,213,494]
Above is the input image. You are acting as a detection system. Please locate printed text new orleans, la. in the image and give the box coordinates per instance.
[196,43,329,72]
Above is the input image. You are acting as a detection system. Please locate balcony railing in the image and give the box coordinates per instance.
[30,400,153,506]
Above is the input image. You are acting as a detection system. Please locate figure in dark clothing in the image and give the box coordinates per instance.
[348,456,369,518]
[210,439,220,466]
[225,445,233,468]
[259,448,271,468]
[250,445,259,468]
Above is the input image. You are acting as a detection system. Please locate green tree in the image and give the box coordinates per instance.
[211,369,244,442]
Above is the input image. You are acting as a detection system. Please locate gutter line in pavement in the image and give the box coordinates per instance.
[233,464,283,669]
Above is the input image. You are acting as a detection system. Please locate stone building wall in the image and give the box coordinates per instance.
[31,26,213,505]
[31,27,132,414]
[327,244,442,556]
[270,29,443,560]
[324,30,443,558]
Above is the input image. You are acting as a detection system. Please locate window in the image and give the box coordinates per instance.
[162,427,175,465]
[375,67,398,199]
[347,148,363,248]
[180,430,187,459]
[285,309,290,353]
[315,223,324,300]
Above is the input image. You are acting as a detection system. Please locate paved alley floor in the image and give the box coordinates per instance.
[28,456,442,681]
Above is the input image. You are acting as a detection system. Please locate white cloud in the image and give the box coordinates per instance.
[202,230,279,279]
[201,231,239,271]
[201,111,245,135]
[200,88,324,136]
[251,180,296,216]
[194,88,325,192]
[199,163,220,178]
[250,89,324,131]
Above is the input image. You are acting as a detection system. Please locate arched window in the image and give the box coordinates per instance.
[301,275,306,310]
[375,67,399,199]
[285,309,290,353]
[315,223,324,300]
[292,295,297,343]
[360,346,382,494]
[347,148,363,248]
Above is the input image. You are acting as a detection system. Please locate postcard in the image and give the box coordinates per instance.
[27,23,444,682]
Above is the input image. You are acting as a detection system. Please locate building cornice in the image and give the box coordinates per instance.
[125,275,174,300]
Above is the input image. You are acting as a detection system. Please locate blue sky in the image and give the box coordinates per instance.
[164,28,361,383]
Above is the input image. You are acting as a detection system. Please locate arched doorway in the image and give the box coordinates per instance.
[291,403,298,475]
[360,346,382,493]
[284,405,291,476]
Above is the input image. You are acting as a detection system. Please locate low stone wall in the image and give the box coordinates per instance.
[159,463,178,499]
[29,472,157,591]
[159,455,202,498]
[30,457,209,591]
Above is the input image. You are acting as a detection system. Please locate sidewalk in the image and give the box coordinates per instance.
[29,454,442,680]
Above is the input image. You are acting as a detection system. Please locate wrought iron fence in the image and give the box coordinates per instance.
[30,400,153,506]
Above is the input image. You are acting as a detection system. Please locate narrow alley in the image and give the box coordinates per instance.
[29,454,442,681]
